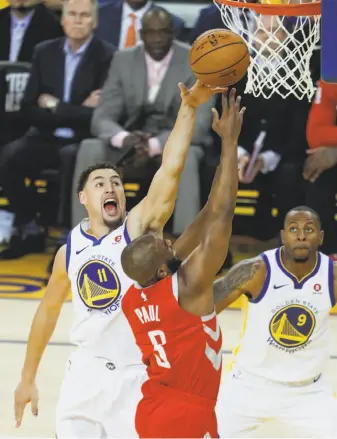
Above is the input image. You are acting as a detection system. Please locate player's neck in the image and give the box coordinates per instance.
[88,221,112,240]
[280,247,317,281]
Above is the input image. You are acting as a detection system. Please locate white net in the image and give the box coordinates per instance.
[214,0,321,100]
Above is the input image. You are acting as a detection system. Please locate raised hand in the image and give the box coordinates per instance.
[211,88,246,145]
[178,80,227,108]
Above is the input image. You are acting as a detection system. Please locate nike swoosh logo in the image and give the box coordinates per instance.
[76,246,89,255]
[313,373,322,383]
[273,284,288,289]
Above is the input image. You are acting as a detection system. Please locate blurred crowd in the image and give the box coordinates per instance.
[0,0,336,266]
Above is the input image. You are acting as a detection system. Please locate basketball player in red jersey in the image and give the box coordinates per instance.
[121,89,245,439]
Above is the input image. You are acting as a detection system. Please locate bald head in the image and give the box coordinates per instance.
[121,233,178,286]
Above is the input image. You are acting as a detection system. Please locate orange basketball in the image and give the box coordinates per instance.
[190,29,250,87]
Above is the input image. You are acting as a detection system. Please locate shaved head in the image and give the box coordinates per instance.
[121,233,181,286]
[121,234,161,284]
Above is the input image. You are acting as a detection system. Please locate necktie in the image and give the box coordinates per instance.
[125,13,137,48]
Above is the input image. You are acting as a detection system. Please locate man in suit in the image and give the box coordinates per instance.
[0,0,63,62]
[96,0,185,49]
[72,6,214,236]
[0,0,114,259]
[0,0,64,146]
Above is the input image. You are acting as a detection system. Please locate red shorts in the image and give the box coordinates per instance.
[136,382,218,438]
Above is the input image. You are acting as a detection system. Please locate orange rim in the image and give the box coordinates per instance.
[215,0,321,16]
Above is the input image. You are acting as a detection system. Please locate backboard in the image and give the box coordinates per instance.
[321,0,337,83]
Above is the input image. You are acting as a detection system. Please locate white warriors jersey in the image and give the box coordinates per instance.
[234,248,335,383]
[66,217,143,366]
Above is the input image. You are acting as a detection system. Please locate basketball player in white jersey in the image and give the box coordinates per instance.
[214,206,337,438]
[13,80,226,438]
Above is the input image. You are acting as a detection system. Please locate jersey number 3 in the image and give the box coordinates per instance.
[148,330,171,369]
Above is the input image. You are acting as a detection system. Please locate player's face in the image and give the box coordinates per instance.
[155,238,182,280]
[281,212,324,262]
[140,13,174,61]
[79,168,126,229]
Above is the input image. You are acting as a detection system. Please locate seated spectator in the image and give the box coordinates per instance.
[0,0,114,259]
[306,80,337,257]
[0,0,64,146]
[72,6,214,236]
[96,0,185,48]
[0,0,63,62]
[189,2,256,44]
[235,16,309,233]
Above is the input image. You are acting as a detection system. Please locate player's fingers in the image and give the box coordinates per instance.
[235,95,241,114]
[178,82,188,95]
[14,401,25,428]
[211,107,220,125]
[31,395,39,417]
[309,168,322,183]
[221,92,228,112]
[210,86,228,95]
[229,87,236,109]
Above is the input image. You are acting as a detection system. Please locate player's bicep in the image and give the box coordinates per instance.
[42,245,70,310]
[129,168,177,234]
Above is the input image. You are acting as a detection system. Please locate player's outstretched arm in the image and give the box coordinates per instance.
[213,256,267,313]
[14,245,70,427]
[127,80,226,238]
[179,90,245,303]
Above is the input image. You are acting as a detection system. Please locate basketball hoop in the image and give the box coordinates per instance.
[214,0,321,100]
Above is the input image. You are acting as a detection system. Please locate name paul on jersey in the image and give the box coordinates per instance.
[75,254,122,314]
[267,299,318,354]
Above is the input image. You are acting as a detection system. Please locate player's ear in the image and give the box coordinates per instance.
[79,191,87,206]
[319,230,324,246]
[280,229,285,245]
[156,266,168,280]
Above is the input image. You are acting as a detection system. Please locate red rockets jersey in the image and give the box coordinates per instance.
[122,272,222,404]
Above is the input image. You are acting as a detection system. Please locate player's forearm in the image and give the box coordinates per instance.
[21,302,61,383]
[208,139,238,218]
[161,102,197,177]
[213,257,262,304]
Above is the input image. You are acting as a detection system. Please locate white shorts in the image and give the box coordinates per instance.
[56,349,147,438]
[216,366,337,438]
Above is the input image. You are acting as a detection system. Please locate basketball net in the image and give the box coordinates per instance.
[214,0,321,100]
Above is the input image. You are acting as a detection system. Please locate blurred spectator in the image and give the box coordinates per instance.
[189,1,257,44]
[306,80,337,257]
[0,0,63,62]
[96,0,185,48]
[0,0,114,259]
[72,6,214,236]
[235,16,308,234]
[0,0,64,146]
[188,4,225,44]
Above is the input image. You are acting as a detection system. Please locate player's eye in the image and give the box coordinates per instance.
[290,227,296,232]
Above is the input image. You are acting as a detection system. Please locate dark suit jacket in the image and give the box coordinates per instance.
[0,4,64,62]
[96,0,185,47]
[189,5,225,44]
[21,36,114,141]
[236,91,310,162]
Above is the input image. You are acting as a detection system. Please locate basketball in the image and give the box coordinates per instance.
[189,29,250,87]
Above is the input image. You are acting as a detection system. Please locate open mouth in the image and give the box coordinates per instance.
[103,198,118,216]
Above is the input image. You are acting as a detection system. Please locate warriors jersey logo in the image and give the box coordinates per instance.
[77,260,121,309]
[269,304,316,348]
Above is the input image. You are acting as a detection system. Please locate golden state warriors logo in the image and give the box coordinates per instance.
[77,260,121,309]
[269,305,316,348]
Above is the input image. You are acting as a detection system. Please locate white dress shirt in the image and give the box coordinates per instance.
[119,1,152,49]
